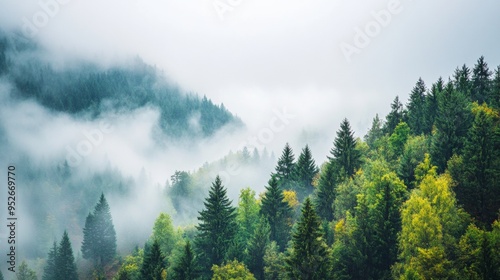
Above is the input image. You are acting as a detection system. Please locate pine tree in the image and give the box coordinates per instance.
[384,96,405,135]
[140,239,164,280]
[247,218,271,280]
[171,241,200,280]
[329,118,361,178]
[471,56,491,103]
[285,198,331,279]
[274,143,296,189]
[56,231,78,280]
[195,176,237,276]
[406,78,427,135]
[314,162,337,221]
[81,193,117,266]
[292,145,319,199]
[42,242,58,280]
[453,64,471,97]
[260,176,293,252]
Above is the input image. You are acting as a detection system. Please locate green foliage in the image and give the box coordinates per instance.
[397,135,429,187]
[490,66,500,108]
[314,162,338,221]
[274,143,296,189]
[453,64,471,97]
[16,261,37,280]
[81,193,117,266]
[211,260,256,280]
[292,145,319,199]
[169,171,193,212]
[140,239,165,280]
[55,231,78,280]
[171,241,201,280]
[151,213,181,261]
[364,114,384,149]
[114,248,143,280]
[471,56,491,104]
[285,198,332,280]
[330,118,361,178]
[388,121,410,160]
[332,173,362,221]
[260,176,293,251]
[236,188,261,247]
[422,77,442,134]
[406,78,427,135]
[263,242,287,280]
[384,96,406,135]
[42,242,58,280]
[195,176,237,276]
[247,218,270,280]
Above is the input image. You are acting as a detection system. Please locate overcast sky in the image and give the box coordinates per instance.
[1,0,500,160]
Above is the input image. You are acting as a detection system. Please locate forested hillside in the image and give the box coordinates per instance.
[3,50,500,278]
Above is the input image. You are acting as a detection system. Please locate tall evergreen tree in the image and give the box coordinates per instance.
[453,64,471,97]
[42,242,58,280]
[195,176,237,277]
[171,241,200,280]
[140,239,164,280]
[285,198,331,279]
[292,145,319,199]
[247,218,271,280]
[423,77,443,134]
[329,118,361,178]
[260,176,293,251]
[406,78,427,135]
[431,81,471,172]
[384,96,405,135]
[274,143,296,189]
[490,66,500,109]
[56,231,78,280]
[314,162,338,221]
[471,56,491,103]
[81,193,117,266]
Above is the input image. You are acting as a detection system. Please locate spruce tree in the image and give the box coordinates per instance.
[490,66,500,109]
[453,64,471,97]
[260,176,293,252]
[314,162,337,221]
[471,56,491,104]
[406,78,427,135]
[292,145,319,199]
[42,242,58,280]
[195,176,237,276]
[423,77,443,134]
[247,218,271,280]
[274,143,296,189]
[329,118,361,178]
[285,198,331,279]
[56,231,78,280]
[171,241,200,280]
[140,239,164,280]
[384,96,405,135]
[81,193,117,266]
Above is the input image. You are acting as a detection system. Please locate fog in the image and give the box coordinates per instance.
[1,0,500,276]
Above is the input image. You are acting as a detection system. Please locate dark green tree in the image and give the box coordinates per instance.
[471,56,491,103]
[195,176,237,276]
[171,241,200,280]
[384,96,405,135]
[42,242,58,280]
[431,81,471,172]
[490,66,500,109]
[314,162,338,221]
[81,193,117,266]
[274,143,296,189]
[423,77,443,134]
[406,78,427,135]
[247,218,271,280]
[56,231,78,280]
[140,239,164,280]
[453,64,471,97]
[329,118,361,178]
[285,198,331,279]
[292,145,319,199]
[260,176,293,251]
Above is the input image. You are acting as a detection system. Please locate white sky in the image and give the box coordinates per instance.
[1,0,500,161]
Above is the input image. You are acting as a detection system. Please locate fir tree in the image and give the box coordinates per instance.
[314,162,337,221]
[471,56,491,104]
[260,176,293,252]
[140,239,164,280]
[423,77,443,134]
[274,143,296,189]
[42,242,58,280]
[81,193,117,266]
[292,145,319,199]
[329,118,361,178]
[195,176,237,277]
[384,96,405,135]
[285,198,331,279]
[247,218,271,280]
[453,64,471,97]
[56,231,78,280]
[406,78,427,135]
[171,241,200,280]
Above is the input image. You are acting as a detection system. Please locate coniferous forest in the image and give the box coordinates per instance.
[1,23,500,280]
